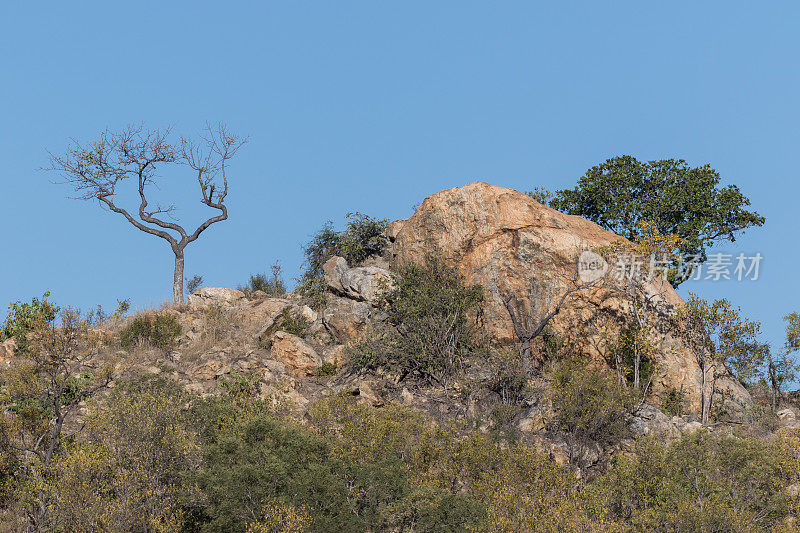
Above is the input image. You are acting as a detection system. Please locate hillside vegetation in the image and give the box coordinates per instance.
[0,181,797,532]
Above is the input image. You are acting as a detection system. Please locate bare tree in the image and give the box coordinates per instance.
[495,256,600,374]
[48,123,247,303]
[607,257,671,389]
[602,222,682,389]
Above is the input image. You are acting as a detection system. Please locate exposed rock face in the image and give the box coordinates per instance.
[322,296,372,343]
[323,257,393,305]
[0,338,16,365]
[389,181,750,412]
[187,287,246,308]
[269,331,322,376]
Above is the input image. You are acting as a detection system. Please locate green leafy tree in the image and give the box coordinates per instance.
[766,312,800,412]
[1,292,60,354]
[547,357,633,473]
[551,156,765,286]
[592,431,789,530]
[0,308,113,530]
[679,295,765,424]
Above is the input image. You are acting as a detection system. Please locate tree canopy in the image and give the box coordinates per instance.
[550,155,765,286]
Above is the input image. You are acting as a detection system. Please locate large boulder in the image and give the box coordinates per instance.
[322,296,372,342]
[389,181,750,413]
[187,287,246,308]
[323,257,393,305]
[269,331,322,376]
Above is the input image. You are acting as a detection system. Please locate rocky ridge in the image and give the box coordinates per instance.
[0,182,766,474]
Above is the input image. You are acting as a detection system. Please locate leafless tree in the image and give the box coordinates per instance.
[495,256,601,374]
[48,123,247,303]
[608,257,672,390]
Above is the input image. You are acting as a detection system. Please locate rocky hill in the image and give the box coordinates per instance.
[27,181,766,474]
[388,181,750,414]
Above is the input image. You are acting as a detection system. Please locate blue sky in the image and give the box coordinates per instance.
[0,2,797,352]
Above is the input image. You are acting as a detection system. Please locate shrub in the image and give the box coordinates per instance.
[591,430,790,530]
[548,357,633,466]
[296,275,328,310]
[1,292,60,352]
[308,396,488,531]
[317,361,337,376]
[193,414,364,532]
[276,308,310,337]
[113,298,130,318]
[661,385,687,417]
[47,378,197,532]
[487,349,529,406]
[336,212,389,266]
[246,262,286,297]
[348,255,484,384]
[186,275,204,294]
[300,221,341,283]
[298,213,389,308]
[120,313,182,350]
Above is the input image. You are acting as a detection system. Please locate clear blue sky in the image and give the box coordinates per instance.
[1,2,797,352]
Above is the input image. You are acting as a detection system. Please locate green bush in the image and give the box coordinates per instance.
[298,213,389,308]
[548,356,633,465]
[336,212,389,266]
[194,414,373,532]
[119,313,182,350]
[591,430,790,530]
[186,274,204,294]
[1,292,60,352]
[348,255,484,384]
[317,361,338,376]
[661,385,687,417]
[276,308,310,337]
[245,262,286,297]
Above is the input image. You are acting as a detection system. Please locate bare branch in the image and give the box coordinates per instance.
[48,123,246,302]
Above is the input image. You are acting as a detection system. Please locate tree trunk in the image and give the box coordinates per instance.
[700,362,708,425]
[705,369,718,425]
[173,248,185,304]
[521,338,533,375]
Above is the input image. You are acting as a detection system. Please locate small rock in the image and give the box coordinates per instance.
[518,408,545,433]
[777,408,797,422]
[357,379,384,407]
[322,344,347,366]
[401,387,415,405]
[263,359,287,375]
[192,359,229,381]
[322,257,349,294]
[299,305,318,323]
[682,421,703,433]
[0,338,16,364]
